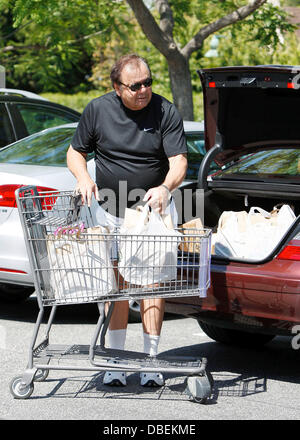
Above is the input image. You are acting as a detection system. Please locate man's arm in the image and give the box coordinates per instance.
[143,153,187,214]
[67,145,99,206]
[162,153,188,193]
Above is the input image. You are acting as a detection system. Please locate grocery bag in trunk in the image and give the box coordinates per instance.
[118,204,182,286]
[212,204,296,260]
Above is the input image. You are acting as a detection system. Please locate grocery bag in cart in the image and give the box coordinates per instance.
[118,204,182,286]
[46,224,117,303]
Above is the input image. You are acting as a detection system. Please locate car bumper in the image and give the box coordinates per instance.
[165,258,300,335]
[0,209,33,286]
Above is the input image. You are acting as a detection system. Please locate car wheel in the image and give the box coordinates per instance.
[128,300,141,323]
[0,283,34,303]
[198,320,275,347]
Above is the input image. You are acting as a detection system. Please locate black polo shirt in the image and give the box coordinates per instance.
[71,91,187,215]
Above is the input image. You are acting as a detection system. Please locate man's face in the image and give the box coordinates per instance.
[115,62,152,111]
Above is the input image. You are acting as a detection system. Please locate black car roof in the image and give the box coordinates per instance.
[0,94,81,116]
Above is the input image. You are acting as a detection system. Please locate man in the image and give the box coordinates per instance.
[67,54,187,387]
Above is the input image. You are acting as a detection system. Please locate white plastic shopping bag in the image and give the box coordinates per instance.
[212,204,296,260]
[46,224,117,303]
[212,210,249,258]
[245,205,296,259]
[118,204,182,286]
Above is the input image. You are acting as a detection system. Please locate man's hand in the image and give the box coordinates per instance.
[67,145,100,207]
[75,177,100,207]
[143,185,170,215]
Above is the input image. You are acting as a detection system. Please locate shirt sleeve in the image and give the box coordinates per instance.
[71,100,96,154]
[161,102,188,158]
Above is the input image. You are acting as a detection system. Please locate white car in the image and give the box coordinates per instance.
[0,88,48,100]
[0,121,205,313]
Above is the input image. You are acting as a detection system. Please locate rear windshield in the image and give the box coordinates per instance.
[186,133,219,179]
[217,148,300,178]
[0,127,75,166]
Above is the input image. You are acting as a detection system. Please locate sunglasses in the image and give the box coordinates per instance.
[119,77,153,92]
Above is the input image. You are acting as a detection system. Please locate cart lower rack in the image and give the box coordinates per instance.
[10,186,213,403]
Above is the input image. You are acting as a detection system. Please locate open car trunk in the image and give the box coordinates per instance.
[202,185,299,260]
[194,66,300,263]
[203,173,300,226]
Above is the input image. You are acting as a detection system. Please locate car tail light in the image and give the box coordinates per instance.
[0,184,58,210]
[0,267,27,274]
[277,239,300,261]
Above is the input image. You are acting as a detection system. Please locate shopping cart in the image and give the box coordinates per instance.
[10,186,213,403]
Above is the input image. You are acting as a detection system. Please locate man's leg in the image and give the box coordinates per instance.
[108,300,129,331]
[106,263,129,349]
[141,297,165,337]
[140,298,165,387]
[103,300,129,386]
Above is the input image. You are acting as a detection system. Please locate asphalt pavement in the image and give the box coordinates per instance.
[1,296,300,424]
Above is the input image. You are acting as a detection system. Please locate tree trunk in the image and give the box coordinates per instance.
[126,0,268,121]
[167,53,194,121]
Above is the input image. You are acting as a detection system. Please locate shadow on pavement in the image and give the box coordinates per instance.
[14,334,300,404]
[3,296,300,404]
[0,295,182,324]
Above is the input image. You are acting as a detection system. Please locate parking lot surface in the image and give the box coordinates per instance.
[1,297,300,422]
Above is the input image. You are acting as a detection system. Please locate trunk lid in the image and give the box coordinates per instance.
[198,65,300,167]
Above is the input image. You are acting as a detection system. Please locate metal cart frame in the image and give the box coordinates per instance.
[10,186,213,403]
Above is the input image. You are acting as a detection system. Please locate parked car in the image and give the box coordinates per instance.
[165,65,300,346]
[0,120,205,320]
[0,88,80,148]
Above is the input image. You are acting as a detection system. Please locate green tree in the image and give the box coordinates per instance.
[1,0,296,118]
[125,0,294,118]
[0,0,130,92]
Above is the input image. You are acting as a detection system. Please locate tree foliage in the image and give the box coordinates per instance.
[125,0,296,118]
[0,0,298,119]
[0,0,130,92]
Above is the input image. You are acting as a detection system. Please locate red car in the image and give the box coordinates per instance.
[166,65,300,346]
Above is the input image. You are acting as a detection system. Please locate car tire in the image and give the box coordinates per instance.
[0,283,34,303]
[198,320,275,347]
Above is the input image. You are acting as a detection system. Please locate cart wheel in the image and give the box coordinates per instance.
[34,369,49,382]
[10,376,34,399]
[186,372,213,404]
